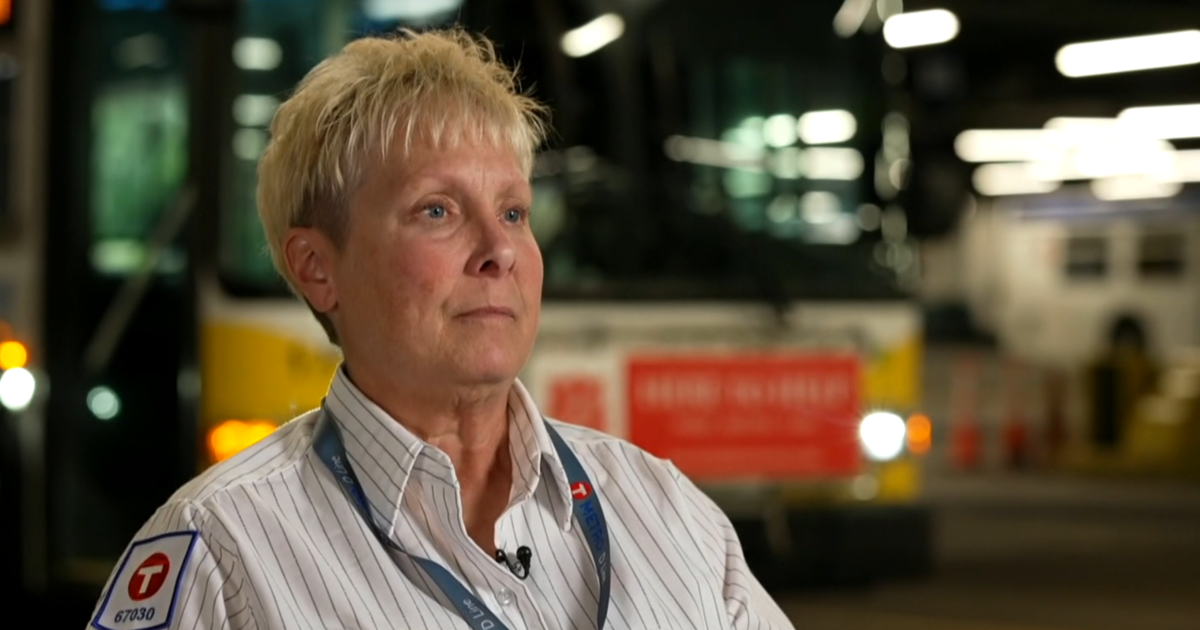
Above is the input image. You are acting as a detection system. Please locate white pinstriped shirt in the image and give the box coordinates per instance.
[89,369,795,630]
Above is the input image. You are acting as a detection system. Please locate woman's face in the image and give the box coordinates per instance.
[314,135,543,394]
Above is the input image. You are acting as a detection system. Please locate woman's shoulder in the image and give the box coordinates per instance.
[171,408,322,505]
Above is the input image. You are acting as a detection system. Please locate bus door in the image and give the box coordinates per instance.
[38,0,210,598]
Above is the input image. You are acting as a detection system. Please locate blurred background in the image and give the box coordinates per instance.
[1,0,1199,627]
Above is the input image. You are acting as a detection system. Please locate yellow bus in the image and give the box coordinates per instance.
[7,0,929,607]
[197,0,932,588]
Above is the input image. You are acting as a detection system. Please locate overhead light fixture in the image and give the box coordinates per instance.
[1091,175,1182,201]
[1117,103,1200,140]
[953,129,1050,163]
[972,163,1060,196]
[363,0,464,22]
[1056,30,1200,78]
[882,9,959,49]
[561,13,625,57]
[232,37,282,71]
[832,0,875,38]
[233,94,280,127]
[1043,117,1118,135]
[798,109,857,145]
[1169,149,1200,182]
[0,367,35,412]
[804,148,865,180]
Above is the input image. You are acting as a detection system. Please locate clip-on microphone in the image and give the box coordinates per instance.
[494,546,532,580]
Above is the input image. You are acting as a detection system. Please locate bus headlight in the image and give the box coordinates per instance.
[859,411,907,461]
[208,419,277,463]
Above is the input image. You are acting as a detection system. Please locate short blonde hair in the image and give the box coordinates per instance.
[256,28,549,342]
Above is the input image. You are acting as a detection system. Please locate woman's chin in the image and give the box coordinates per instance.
[450,349,525,386]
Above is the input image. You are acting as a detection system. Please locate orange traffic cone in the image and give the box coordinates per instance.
[1001,357,1031,469]
[951,415,982,471]
[1002,411,1029,469]
[949,352,982,471]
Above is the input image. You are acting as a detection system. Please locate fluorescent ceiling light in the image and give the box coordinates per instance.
[233,94,280,127]
[762,114,798,148]
[804,148,864,180]
[0,367,35,411]
[561,14,624,57]
[232,37,281,71]
[662,135,764,171]
[1033,137,1175,181]
[798,110,857,145]
[363,0,463,21]
[1043,117,1118,135]
[1056,30,1200,78]
[954,129,1049,163]
[832,0,875,38]
[1169,149,1200,182]
[801,191,841,224]
[882,9,959,49]
[972,163,1060,196]
[1091,175,1182,201]
[1118,103,1200,140]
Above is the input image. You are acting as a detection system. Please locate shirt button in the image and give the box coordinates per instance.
[497,588,515,607]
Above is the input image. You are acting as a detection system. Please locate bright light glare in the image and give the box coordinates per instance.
[0,367,35,411]
[1032,136,1177,181]
[907,414,932,455]
[833,0,874,38]
[800,191,841,224]
[561,14,625,57]
[1043,117,1118,138]
[363,0,463,21]
[233,94,279,127]
[956,122,1181,186]
[87,386,121,421]
[663,135,765,170]
[954,129,1049,163]
[973,163,1061,196]
[232,37,281,71]
[0,341,27,370]
[1170,149,1200,182]
[1118,103,1200,140]
[1056,30,1200,78]
[882,9,959,49]
[762,114,798,148]
[767,147,804,179]
[798,109,857,144]
[1091,175,1182,201]
[209,420,277,462]
[860,411,907,461]
[804,147,864,180]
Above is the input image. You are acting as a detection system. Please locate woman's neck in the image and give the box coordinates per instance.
[344,364,515,553]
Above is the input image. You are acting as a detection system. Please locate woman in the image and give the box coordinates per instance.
[88,28,794,630]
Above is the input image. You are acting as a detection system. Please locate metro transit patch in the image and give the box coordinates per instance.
[92,531,199,630]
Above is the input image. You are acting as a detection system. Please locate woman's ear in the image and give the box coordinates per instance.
[283,227,339,313]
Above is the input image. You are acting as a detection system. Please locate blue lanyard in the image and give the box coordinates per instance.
[313,408,611,630]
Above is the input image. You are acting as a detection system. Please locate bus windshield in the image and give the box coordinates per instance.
[219,0,911,303]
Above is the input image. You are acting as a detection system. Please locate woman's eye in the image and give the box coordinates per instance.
[504,208,524,223]
[424,204,447,219]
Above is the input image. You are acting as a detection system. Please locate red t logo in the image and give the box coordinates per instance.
[571,481,593,500]
[128,552,171,601]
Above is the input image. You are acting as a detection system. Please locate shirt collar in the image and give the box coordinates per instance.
[321,367,576,535]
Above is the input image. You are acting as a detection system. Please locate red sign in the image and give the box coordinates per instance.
[628,354,862,479]
[128,552,171,601]
[548,376,607,432]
